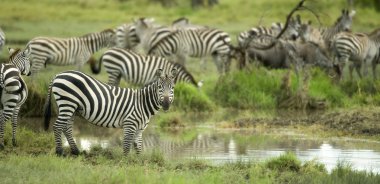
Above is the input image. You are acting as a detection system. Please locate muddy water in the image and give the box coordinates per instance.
[19,117,380,173]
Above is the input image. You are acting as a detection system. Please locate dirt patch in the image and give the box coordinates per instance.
[234,108,380,136]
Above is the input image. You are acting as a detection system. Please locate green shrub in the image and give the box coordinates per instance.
[174,83,215,112]
[265,152,301,173]
[213,68,287,109]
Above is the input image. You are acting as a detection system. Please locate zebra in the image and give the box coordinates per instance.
[44,69,178,155]
[114,23,140,50]
[0,27,5,52]
[90,48,203,88]
[298,9,356,52]
[147,28,232,74]
[331,29,380,80]
[237,15,302,49]
[26,29,116,75]
[0,47,31,149]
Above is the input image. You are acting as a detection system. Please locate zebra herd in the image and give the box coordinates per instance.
[1,3,380,156]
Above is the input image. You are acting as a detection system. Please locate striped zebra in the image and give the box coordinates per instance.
[90,48,203,88]
[332,29,380,80]
[44,69,178,155]
[0,47,31,149]
[237,15,302,49]
[0,27,5,52]
[26,29,116,75]
[114,24,140,50]
[147,29,232,74]
[298,9,356,52]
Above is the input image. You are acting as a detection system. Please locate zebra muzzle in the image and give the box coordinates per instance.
[162,96,170,111]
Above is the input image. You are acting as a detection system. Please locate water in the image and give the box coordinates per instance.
[20,117,380,173]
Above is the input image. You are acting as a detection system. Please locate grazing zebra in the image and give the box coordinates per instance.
[90,48,203,88]
[237,15,302,49]
[147,29,232,74]
[0,47,31,149]
[115,23,140,50]
[332,29,380,80]
[0,27,5,52]
[26,29,116,75]
[44,69,178,155]
[298,9,356,52]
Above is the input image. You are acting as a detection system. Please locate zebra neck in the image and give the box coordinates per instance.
[81,34,108,54]
[137,82,161,118]
[175,69,197,87]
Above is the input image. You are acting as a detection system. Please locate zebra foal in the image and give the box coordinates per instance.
[26,29,116,75]
[90,48,202,88]
[0,47,31,149]
[44,69,178,156]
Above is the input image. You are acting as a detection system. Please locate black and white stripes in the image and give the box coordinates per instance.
[0,27,5,52]
[90,48,202,88]
[44,69,177,155]
[26,29,116,74]
[147,29,232,74]
[0,47,31,149]
[332,29,380,80]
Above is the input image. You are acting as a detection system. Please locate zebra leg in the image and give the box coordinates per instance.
[0,108,13,149]
[133,130,143,154]
[372,60,378,80]
[63,117,79,156]
[11,107,21,147]
[212,54,224,74]
[123,124,136,155]
[53,110,75,156]
[354,62,363,79]
[0,111,7,150]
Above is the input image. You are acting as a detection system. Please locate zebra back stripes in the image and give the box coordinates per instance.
[90,48,202,88]
[115,24,140,50]
[44,69,177,155]
[237,16,302,49]
[26,29,115,74]
[0,47,31,149]
[147,28,232,74]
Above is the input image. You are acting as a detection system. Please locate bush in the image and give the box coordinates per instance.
[174,83,215,112]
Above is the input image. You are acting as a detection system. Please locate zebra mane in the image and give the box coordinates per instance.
[80,29,114,38]
[8,48,21,63]
[368,28,380,37]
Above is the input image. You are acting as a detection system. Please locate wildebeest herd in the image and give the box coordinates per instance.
[0,0,376,156]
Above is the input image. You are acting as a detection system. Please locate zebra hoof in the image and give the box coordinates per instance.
[12,139,17,147]
[55,148,64,156]
[71,148,80,156]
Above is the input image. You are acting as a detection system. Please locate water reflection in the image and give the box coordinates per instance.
[19,117,380,173]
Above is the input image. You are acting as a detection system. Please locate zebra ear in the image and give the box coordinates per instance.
[349,10,356,18]
[155,69,163,78]
[170,68,178,77]
[8,47,16,55]
[23,47,31,56]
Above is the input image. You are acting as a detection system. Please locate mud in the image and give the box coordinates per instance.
[234,108,380,136]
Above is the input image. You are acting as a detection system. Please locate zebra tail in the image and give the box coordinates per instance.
[89,56,102,74]
[44,79,53,131]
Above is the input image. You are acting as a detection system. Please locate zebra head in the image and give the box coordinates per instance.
[8,47,32,76]
[335,9,356,32]
[155,68,177,111]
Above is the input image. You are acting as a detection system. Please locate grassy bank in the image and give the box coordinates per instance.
[0,126,379,184]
